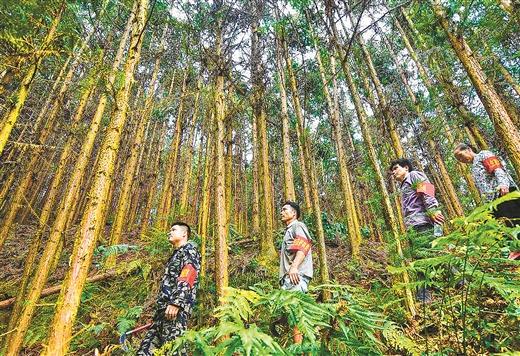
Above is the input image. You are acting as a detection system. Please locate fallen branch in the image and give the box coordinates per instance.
[230,238,256,247]
[0,270,117,309]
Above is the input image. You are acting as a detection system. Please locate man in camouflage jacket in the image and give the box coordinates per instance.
[137,222,201,355]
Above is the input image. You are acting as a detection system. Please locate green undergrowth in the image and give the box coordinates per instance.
[389,193,520,354]
[154,284,418,356]
[3,195,519,354]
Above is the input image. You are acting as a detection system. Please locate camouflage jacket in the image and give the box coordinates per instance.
[155,241,201,316]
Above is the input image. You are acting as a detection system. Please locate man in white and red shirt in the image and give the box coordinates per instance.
[279,201,313,343]
[454,144,520,259]
[280,201,313,291]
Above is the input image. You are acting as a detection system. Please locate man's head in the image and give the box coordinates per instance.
[389,158,413,183]
[281,201,300,225]
[168,222,191,247]
[453,143,476,164]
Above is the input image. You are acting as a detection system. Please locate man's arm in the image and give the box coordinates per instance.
[166,252,201,320]
[288,251,306,285]
[286,225,312,285]
[412,172,444,224]
[495,168,510,195]
[480,151,510,195]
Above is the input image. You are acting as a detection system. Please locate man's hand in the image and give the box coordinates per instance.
[431,211,445,224]
[499,185,510,196]
[288,265,300,285]
[165,304,179,320]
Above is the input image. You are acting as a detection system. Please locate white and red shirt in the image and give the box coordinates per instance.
[279,220,313,280]
[471,150,517,202]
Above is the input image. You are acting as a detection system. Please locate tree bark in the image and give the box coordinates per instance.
[1,4,137,354]
[281,34,313,213]
[156,72,188,230]
[275,37,296,201]
[0,3,64,156]
[251,8,277,262]
[179,80,201,215]
[106,25,169,267]
[41,0,149,353]
[213,11,229,299]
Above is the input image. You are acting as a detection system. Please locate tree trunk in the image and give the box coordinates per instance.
[383,23,464,216]
[213,14,229,299]
[139,75,176,235]
[281,34,313,213]
[394,16,479,208]
[251,108,261,236]
[0,3,64,156]
[356,34,404,158]
[106,25,168,267]
[41,0,149,353]
[282,27,330,288]
[251,10,277,262]
[355,34,407,232]
[3,81,96,342]
[156,72,188,230]
[275,37,296,201]
[179,80,201,215]
[0,270,119,309]
[1,5,137,353]
[198,130,214,280]
[334,46,416,313]
[313,45,361,261]
[225,113,233,234]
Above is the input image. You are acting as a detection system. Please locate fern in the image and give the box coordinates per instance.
[116,258,152,280]
[116,306,143,334]
[382,327,422,356]
[392,196,520,353]
[142,228,171,255]
[93,244,138,268]
[215,288,261,323]
[157,284,395,355]
[255,288,333,345]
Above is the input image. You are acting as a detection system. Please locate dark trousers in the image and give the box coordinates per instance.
[493,194,520,228]
[137,311,188,356]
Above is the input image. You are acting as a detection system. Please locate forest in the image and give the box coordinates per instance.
[0,0,519,354]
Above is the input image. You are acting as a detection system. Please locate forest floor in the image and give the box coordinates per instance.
[0,222,396,355]
[0,222,517,354]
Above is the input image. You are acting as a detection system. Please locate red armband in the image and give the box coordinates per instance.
[288,235,312,255]
[416,181,435,197]
[178,264,197,288]
[482,156,502,174]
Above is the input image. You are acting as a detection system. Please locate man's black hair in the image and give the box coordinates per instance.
[171,221,191,238]
[282,201,300,219]
[389,158,414,172]
[454,143,476,153]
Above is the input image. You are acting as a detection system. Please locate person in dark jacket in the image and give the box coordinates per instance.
[390,159,445,302]
[137,222,201,356]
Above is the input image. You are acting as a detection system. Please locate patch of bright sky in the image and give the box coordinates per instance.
[169,6,188,21]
